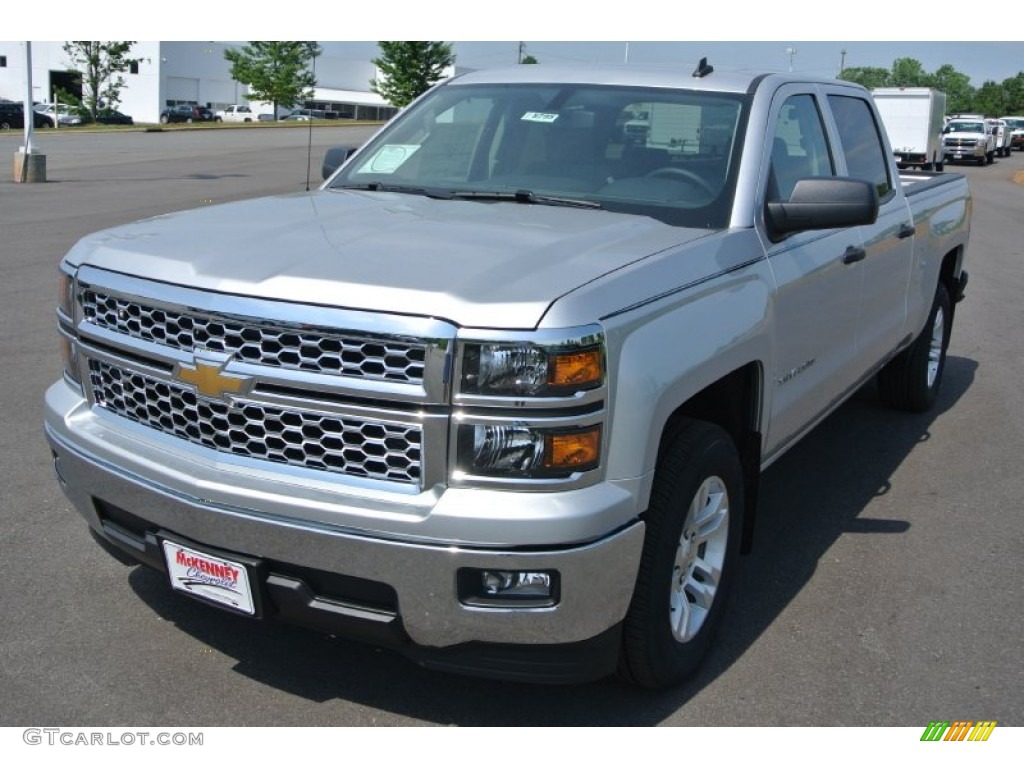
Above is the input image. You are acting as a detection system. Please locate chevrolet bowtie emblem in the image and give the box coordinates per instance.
[174,350,251,400]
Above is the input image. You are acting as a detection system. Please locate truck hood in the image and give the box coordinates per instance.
[65,189,713,329]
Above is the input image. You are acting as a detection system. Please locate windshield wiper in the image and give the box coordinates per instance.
[447,189,603,209]
[334,182,453,199]
[335,184,603,209]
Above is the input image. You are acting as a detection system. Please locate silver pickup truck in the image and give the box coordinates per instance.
[45,64,970,688]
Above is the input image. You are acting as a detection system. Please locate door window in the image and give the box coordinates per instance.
[827,95,893,199]
[768,95,834,202]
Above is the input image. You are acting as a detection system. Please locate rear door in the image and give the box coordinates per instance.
[825,90,915,370]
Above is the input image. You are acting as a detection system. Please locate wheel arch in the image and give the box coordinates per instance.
[656,362,764,554]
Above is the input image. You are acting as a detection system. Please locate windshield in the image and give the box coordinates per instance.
[944,121,984,134]
[329,82,749,228]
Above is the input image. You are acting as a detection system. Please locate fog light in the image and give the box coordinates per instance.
[458,568,559,608]
[482,570,552,597]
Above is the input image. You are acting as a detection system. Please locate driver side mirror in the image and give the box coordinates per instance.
[767,177,879,236]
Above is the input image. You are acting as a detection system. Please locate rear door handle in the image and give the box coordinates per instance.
[842,246,866,265]
[897,222,915,239]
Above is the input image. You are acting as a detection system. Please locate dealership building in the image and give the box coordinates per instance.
[0,41,400,123]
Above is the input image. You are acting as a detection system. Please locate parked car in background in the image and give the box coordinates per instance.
[0,100,49,129]
[94,109,134,125]
[214,105,256,123]
[987,118,1013,157]
[159,104,215,124]
[35,104,84,127]
[282,108,326,121]
[1000,116,1024,151]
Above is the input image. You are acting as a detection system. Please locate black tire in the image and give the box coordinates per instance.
[936,161,944,172]
[159,115,168,124]
[878,282,951,413]
[619,420,743,689]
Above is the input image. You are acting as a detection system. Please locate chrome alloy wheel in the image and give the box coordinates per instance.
[927,304,946,388]
[669,475,730,643]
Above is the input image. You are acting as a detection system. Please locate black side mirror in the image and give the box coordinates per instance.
[321,146,360,180]
[767,177,879,236]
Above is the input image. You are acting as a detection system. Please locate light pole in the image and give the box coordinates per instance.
[15,41,46,183]
[786,47,798,73]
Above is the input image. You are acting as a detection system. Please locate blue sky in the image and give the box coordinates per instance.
[328,41,1024,88]
[15,2,1023,87]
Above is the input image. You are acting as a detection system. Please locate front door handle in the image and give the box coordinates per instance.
[842,246,866,265]
[897,222,915,239]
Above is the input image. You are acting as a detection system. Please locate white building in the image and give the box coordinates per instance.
[0,41,398,123]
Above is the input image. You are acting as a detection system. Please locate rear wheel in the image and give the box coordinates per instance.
[619,420,743,689]
[878,282,951,413]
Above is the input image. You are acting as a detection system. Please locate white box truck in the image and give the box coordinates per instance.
[872,87,947,171]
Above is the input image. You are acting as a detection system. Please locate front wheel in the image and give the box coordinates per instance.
[878,282,951,413]
[619,420,743,689]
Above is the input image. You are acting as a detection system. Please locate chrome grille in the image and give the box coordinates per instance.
[81,290,426,384]
[87,359,422,484]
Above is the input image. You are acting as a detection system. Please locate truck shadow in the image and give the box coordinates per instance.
[127,355,977,726]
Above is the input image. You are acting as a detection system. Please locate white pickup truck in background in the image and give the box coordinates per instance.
[943,116,996,165]
[46,64,971,688]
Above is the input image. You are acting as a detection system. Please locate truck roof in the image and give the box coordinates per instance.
[448,64,854,95]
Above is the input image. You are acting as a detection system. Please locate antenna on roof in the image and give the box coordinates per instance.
[692,57,713,78]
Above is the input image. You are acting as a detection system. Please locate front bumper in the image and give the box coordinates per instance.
[45,380,645,681]
[943,144,985,160]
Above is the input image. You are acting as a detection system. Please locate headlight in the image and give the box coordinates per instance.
[57,266,81,386]
[453,326,606,486]
[460,338,604,398]
[456,423,601,478]
[58,269,75,318]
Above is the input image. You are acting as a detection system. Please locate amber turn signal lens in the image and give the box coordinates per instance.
[545,427,601,472]
[547,349,602,389]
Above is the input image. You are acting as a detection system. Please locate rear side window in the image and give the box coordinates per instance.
[827,95,892,199]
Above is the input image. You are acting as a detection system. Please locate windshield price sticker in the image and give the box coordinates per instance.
[521,112,559,123]
[354,144,421,174]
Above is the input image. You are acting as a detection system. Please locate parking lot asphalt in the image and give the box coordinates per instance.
[1,128,1022,727]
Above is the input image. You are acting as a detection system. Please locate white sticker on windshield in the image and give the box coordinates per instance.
[354,144,421,174]
[521,112,559,123]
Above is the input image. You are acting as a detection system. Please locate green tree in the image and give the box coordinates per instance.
[932,64,975,114]
[890,57,932,87]
[370,42,455,108]
[61,41,138,122]
[1000,72,1024,114]
[839,66,891,89]
[972,81,1007,116]
[521,54,539,65]
[224,42,322,119]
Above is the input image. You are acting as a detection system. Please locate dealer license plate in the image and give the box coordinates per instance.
[161,539,256,615]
